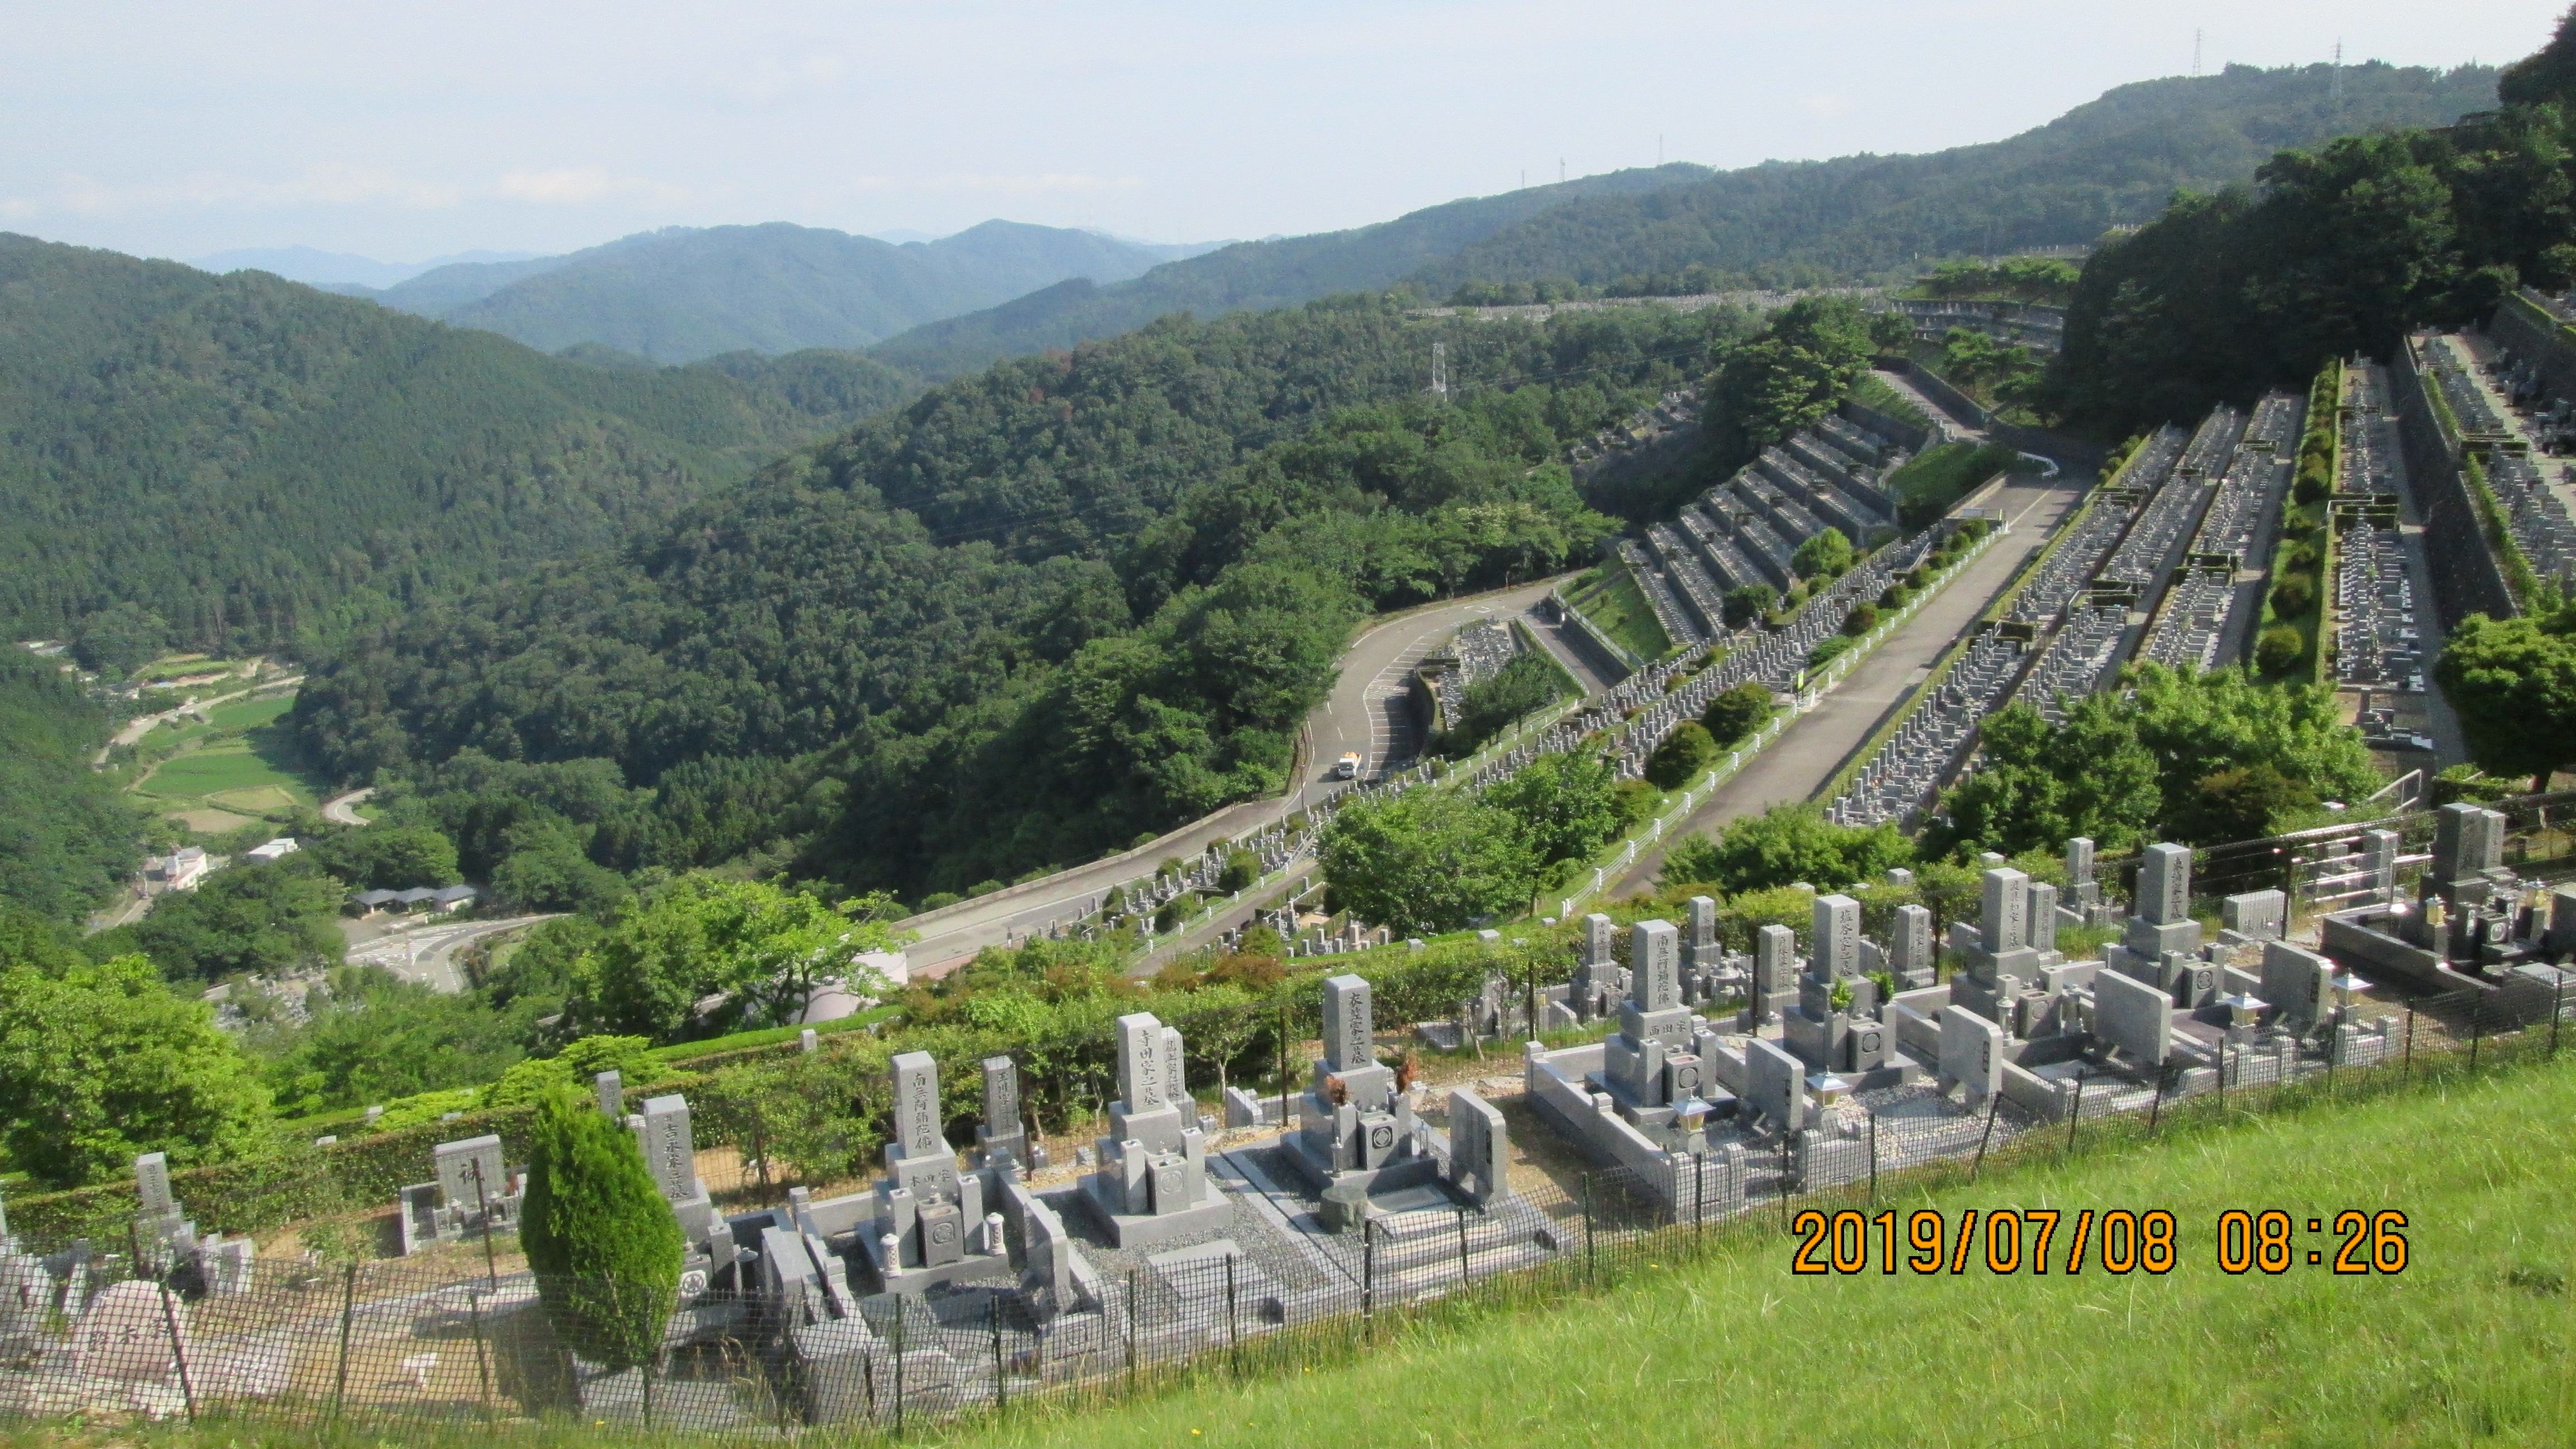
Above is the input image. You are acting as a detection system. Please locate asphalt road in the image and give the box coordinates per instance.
[901,578,1565,974]
[321,787,375,826]
[345,913,558,994]
[1613,476,2082,892]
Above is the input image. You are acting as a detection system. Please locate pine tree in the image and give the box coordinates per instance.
[518,1090,683,1370]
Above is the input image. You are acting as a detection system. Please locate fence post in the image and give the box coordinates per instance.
[1970,1090,2001,1182]
[2470,993,2484,1073]
[2147,1062,2169,1136]
[332,1261,356,1424]
[1278,1006,1292,1128]
[470,1156,500,1290]
[2065,1071,2085,1153]
[1455,1207,1471,1285]
[153,1252,196,1423]
[1226,1252,1240,1376]
[1362,1215,1379,1340]
[1867,1111,1879,1205]
[2403,1003,2416,1079]
[991,1290,1006,1412]
[1581,1172,1598,1279]
[893,1297,906,1440]
[1124,1269,1138,1397]
[2555,975,2565,1058]
[470,1287,496,1426]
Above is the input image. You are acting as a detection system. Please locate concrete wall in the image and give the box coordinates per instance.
[2392,338,2521,627]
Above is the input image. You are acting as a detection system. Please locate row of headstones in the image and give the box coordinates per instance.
[1827,629,2027,828]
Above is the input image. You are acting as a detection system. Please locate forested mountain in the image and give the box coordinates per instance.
[0,235,915,655]
[0,650,141,923]
[295,298,1751,897]
[2047,31,2576,432]
[356,221,1211,363]
[866,168,1718,378]
[1409,62,2494,297]
[873,62,2494,380]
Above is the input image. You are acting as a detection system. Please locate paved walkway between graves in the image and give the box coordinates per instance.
[1611,475,2084,893]
[903,578,1564,976]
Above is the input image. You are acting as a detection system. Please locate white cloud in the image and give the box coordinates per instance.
[0,163,466,220]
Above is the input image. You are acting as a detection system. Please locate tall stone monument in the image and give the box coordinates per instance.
[1079,1013,1229,1247]
[1595,921,1706,1130]
[1286,975,1443,1195]
[859,1056,1010,1290]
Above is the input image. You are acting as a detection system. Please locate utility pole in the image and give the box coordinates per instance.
[1559,157,1566,184]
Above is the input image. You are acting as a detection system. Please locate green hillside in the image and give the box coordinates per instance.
[0,234,912,656]
[0,650,141,922]
[392,220,1197,363]
[1412,61,2496,296]
[293,297,1748,896]
[873,62,2493,381]
[867,166,1717,378]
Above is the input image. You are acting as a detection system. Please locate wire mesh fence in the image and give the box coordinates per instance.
[4,966,2569,1442]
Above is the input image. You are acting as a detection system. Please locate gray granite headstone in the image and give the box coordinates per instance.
[134,1153,175,1220]
[594,1070,623,1119]
[434,1134,506,1209]
[891,1052,944,1159]
[1446,1090,1508,1205]
[2432,803,2505,881]
[2551,887,2576,958]
[641,1095,702,1204]
[1812,894,1861,978]
[1980,868,2029,953]
[2066,836,2095,887]
[1744,1037,1803,1132]
[2222,891,2285,941]
[1116,1015,1170,1112]
[1685,896,1717,959]
[1579,912,1616,967]
[1631,920,1680,1011]
[2260,940,2334,1031]
[1937,1006,2003,1103]
[2137,844,2191,926]
[1321,974,1374,1072]
[2028,882,2059,954]
[1892,904,1933,976]
[981,1056,1020,1137]
[1754,924,1797,997]
[2092,969,2171,1065]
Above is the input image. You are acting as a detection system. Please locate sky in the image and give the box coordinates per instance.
[4,1,2561,268]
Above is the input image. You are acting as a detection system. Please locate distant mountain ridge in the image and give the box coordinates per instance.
[189,244,543,289]
[870,61,2497,380]
[0,233,915,655]
[348,220,1220,363]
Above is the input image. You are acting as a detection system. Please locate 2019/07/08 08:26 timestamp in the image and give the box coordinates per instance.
[1789,1209,2411,1276]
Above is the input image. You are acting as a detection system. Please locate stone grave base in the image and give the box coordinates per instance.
[1074,1173,1232,1250]
[854,1229,1015,1294]
[1277,1130,1446,1197]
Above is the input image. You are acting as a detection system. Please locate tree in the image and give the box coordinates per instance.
[519,1090,684,1370]
[1721,584,1774,630]
[0,954,273,1187]
[127,854,345,981]
[1319,789,1535,935]
[311,825,460,891]
[1437,652,1570,755]
[1701,681,1777,747]
[2436,610,2576,792]
[567,877,902,1041]
[69,603,169,678]
[1792,527,1853,581]
[1485,747,1623,864]
[2175,764,2318,844]
[1644,722,1717,789]
[1215,849,1259,893]
[1660,804,1910,892]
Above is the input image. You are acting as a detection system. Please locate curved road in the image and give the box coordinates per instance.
[96,675,303,765]
[902,578,1564,972]
[322,787,376,826]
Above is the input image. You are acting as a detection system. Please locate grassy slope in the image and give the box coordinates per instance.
[1568,567,1673,661]
[964,1060,2576,1449]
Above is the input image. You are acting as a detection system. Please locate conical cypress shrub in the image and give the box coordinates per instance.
[519,1088,683,1370]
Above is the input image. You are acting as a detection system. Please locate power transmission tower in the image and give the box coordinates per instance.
[1429,342,1450,404]
[2193,28,2202,77]
[2330,40,2343,105]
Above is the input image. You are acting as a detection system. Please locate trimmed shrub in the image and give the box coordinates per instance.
[2270,574,2315,618]
[521,1091,684,1370]
[1701,681,1777,747]
[1645,722,1718,789]
[2255,625,2305,675]
[1843,602,1880,636]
